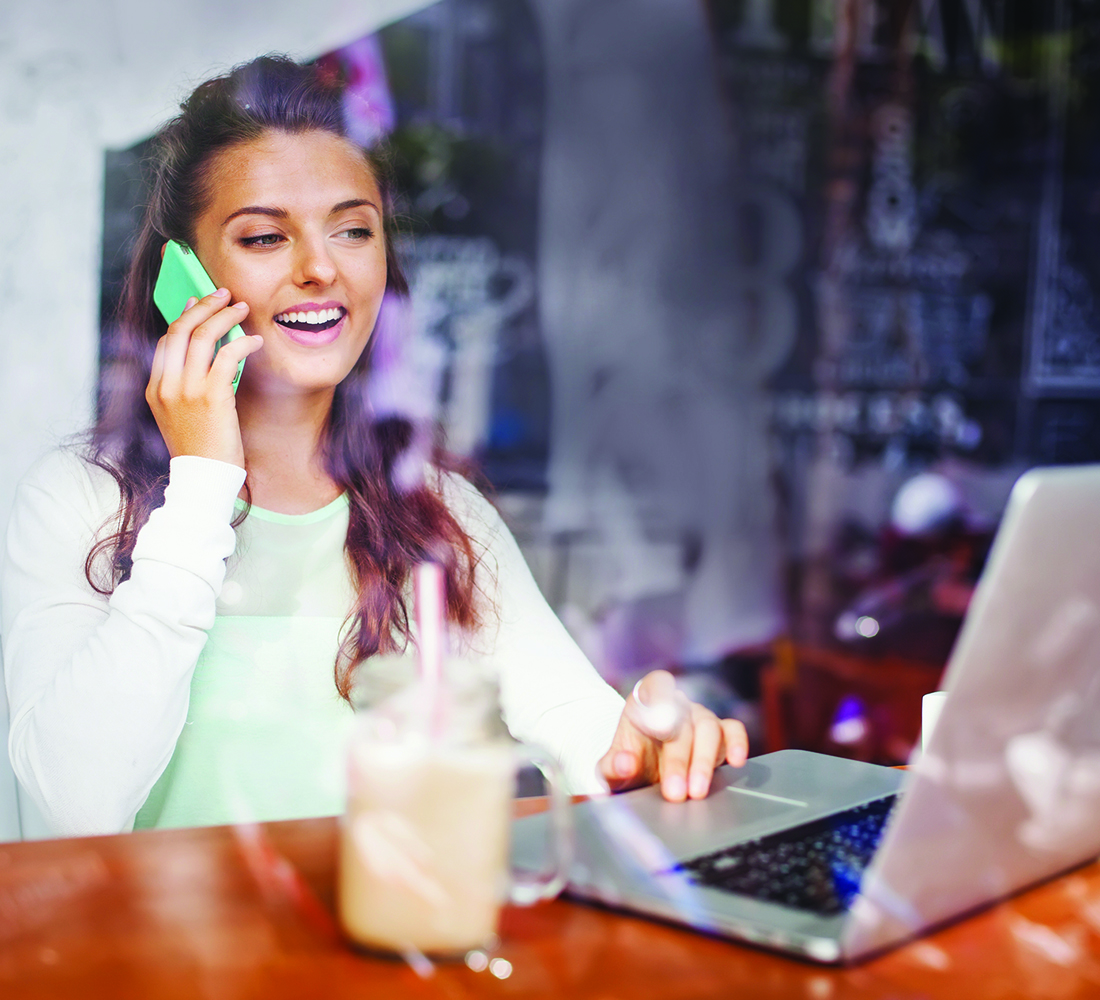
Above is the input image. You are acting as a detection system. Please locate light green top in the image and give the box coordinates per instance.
[135,495,360,829]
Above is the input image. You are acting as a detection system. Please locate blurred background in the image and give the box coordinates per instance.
[4,0,1100,838]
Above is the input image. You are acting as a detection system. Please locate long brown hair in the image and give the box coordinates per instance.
[91,55,484,698]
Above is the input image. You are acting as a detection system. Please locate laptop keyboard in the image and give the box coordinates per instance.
[673,795,898,916]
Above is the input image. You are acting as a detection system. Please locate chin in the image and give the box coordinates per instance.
[245,361,350,394]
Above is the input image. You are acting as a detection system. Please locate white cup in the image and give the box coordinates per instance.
[921,691,948,752]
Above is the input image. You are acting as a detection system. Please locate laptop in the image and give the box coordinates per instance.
[513,464,1100,962]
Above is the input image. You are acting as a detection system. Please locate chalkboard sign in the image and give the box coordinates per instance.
[707,0,1100,466]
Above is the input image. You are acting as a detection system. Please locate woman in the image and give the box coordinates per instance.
[2,56,747,836]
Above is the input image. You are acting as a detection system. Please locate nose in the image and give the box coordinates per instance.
[294,234,337,287]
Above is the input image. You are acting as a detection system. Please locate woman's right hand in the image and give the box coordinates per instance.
[146,288,264,469]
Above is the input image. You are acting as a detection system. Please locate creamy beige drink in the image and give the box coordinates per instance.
[338,737,516,955]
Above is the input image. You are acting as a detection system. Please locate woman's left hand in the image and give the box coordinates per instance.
[597,669,749,802]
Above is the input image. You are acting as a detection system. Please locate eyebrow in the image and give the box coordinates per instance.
[331,199,379,215]
[222,205,289,225]
[221,199,380,226]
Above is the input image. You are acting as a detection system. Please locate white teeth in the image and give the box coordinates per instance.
[276,307,343,325]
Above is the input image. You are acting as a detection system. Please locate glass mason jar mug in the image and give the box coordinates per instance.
[338,657,573,956]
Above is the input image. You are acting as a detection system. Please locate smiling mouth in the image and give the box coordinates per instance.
[273,306,346,332]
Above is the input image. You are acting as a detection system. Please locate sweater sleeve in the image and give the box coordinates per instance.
[2,450,245,836]
[443,475,625,794]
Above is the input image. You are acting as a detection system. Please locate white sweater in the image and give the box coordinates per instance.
[2,449,623,836]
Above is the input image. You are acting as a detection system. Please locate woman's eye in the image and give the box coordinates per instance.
[339,227,374,241]
[240,233,283,247]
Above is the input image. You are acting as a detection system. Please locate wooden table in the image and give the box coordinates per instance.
[2,799,1100,999]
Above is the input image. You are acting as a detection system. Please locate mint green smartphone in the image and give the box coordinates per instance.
[152,240,245,393]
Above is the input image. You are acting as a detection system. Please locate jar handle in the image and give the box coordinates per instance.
[509,745,573,906]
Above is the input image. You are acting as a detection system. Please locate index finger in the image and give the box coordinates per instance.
[655,715,695,802]
[164,288,230,334]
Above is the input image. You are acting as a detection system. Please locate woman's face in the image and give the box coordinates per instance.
[190,129,389,396]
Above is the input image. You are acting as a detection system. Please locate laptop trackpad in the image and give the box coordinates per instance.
[573,762,811,864]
